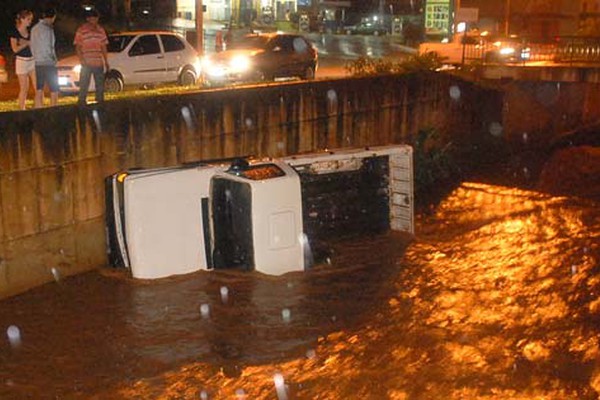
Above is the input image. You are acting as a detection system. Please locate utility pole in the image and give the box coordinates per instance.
[504,0,511,35]
[196,0,204,55]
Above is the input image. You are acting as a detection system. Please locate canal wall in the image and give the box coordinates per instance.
[502,80,600,147]
[0,72,504,299]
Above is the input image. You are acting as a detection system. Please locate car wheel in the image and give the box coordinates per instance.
[105,74,124,93]
[302,66,315,80]
[178,67,197,86]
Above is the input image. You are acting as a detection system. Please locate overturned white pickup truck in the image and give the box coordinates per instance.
[105,145,414,279]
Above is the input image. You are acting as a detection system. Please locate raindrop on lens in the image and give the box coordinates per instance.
[235,388,246,399]
[299,232,314,267]
[200,303,210,319]
[181,106,194,132]
[244,117,253,128]
[51,267,61,282]
[306,349,316,359]
[282,308,291,323]
[522,132,529,143]
[449,85,461,100]
[200,390,209,400]
[277,141,285,150]
[6,325,21,348]
[327,89,337,102]
[273,373,288,400]
[571,265,578,275]
[92,109,102,132]
[220,286,229,303]
[489,122,503,137]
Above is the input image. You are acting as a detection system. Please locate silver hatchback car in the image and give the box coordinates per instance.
[57,30,200,92]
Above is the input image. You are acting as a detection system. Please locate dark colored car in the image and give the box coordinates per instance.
[344,21,388,36]
[202,33,318,86]
[483,36,531,64]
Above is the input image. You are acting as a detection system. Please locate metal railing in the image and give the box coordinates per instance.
[461,36,600,65]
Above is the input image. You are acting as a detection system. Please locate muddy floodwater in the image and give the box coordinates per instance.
[1,179,599,399]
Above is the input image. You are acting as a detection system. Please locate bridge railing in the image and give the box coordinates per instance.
[460,36,600,65]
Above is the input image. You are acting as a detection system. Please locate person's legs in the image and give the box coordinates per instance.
[48,66,59,107]
[28,68,36,95]
[91,66,105,103]
[34,65,45,108]
[78,66,92,105]
[17,74,29,110]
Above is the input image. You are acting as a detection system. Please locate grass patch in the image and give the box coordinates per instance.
[0,83,203,113]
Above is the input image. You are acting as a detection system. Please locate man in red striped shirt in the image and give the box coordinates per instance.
[74,8,108,106]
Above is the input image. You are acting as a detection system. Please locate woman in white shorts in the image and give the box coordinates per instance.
[9,10,35,110]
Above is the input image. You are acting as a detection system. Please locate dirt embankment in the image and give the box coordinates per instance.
[538,146,600,200]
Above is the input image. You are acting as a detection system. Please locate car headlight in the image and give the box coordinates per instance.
[229,55,251,73]
[73,64,82,73]
[499,47,515,56]
[201,57,225,77]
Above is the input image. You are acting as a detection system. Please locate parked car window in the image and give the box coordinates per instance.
[129,35,161,56]
[293,37,309,54]
[272,36,294,52]
[160,34,185,52]
[107,35,135,53]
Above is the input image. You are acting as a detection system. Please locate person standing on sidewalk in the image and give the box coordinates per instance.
[9,9,36,110]
[73,8,108,106]
[30,7,58,108]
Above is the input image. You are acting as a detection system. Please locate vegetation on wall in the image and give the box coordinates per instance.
[345,51,446,76]
[412,127,462,209]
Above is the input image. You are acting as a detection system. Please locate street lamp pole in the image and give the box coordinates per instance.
[196,0,204,55]
[505,0,511,35]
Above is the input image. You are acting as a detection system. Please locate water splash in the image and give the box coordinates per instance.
[6,325,21,348]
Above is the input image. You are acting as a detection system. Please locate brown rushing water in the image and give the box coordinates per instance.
[1,181,599,399]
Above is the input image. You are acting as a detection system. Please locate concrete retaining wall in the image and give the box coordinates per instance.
[0,73,501,299]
